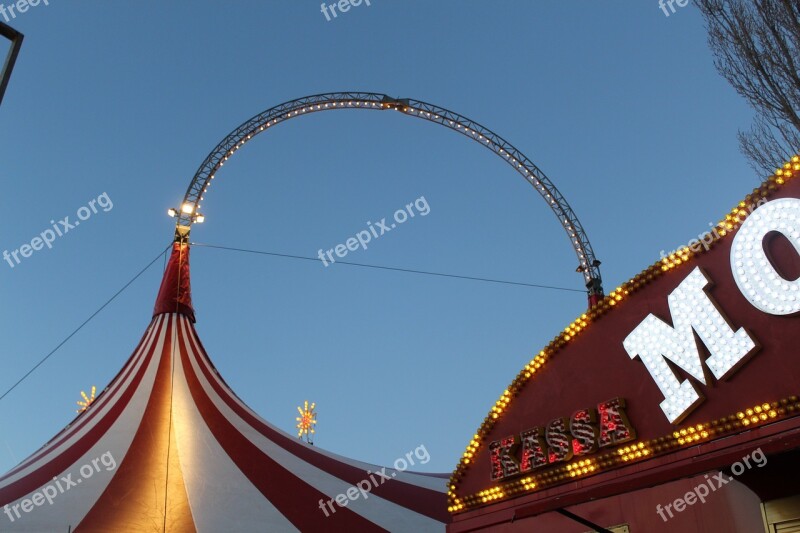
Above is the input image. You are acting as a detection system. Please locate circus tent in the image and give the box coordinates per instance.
[0,241,450,532]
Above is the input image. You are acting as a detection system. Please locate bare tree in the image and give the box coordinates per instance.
[695,0,800,176]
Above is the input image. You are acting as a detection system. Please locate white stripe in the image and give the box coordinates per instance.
[170,324,300,533]
[1,442,125,532]
[0,315,167,488]
[0,316,172,530]
[178,318,445,532]
[183,319,446,493]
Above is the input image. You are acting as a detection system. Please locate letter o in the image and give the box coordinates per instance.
[394,209,408,224]
[730,461,745,476]
[77,206,92,221]
[393,458,408,471]
[731,198,800,315]
[80,464,94,478]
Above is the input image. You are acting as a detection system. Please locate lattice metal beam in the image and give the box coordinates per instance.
[176,93,603,301]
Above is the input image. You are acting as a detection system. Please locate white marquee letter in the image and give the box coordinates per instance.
[623,268,757,423]
[731,198,800,315]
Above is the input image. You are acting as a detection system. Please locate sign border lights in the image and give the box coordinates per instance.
[449,154,800,513]
[628,196,800,424]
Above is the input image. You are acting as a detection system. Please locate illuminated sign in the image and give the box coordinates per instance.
[731,198,800,315]
[625,198,800,424]
[488,398,636,481]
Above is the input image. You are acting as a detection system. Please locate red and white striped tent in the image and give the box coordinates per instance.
[0,242,450,532]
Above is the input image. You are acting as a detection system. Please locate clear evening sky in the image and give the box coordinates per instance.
[0,2,761,474]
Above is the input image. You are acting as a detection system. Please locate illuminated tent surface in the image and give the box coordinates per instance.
[0,244,449,532]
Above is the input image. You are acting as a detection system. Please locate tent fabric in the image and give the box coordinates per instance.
[153,242,195,322]
[0,244,449,532]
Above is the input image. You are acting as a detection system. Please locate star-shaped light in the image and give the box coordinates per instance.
[76,386,96,413]
[296,401,317,444]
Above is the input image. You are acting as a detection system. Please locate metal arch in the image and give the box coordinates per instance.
[176,92,603,299]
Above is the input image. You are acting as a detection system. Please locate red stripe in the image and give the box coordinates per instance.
[76,314,197,532]
[182,318,449,523]
[1,318,160,479]
[176,317,387,532]
[0,316,168,504]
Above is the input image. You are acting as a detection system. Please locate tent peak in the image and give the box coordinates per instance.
[153,241,195,322]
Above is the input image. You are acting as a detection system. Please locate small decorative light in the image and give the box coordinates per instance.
[296,401,317,445]
[76,386,96,413]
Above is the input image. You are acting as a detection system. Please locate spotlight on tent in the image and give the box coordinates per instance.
[194,214,205,224]
[181,203,194,214]
[167,208,178,218]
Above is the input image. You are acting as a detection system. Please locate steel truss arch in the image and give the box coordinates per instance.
[176,92,603,302]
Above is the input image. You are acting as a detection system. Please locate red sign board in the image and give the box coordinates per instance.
[449,158,800,525]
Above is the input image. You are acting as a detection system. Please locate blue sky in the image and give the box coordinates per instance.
[0,1,760,474]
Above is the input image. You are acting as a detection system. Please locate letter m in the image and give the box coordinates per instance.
[623,267,757,424]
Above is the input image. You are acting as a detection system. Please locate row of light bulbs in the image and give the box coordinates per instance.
[453,395,796,511]
[449,154,800,511]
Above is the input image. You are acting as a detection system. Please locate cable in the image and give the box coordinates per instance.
[0,243,172,404]
[191,242,586,294]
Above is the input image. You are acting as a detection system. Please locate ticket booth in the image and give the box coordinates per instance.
[447,157,800,533]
